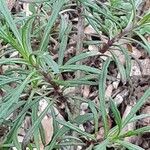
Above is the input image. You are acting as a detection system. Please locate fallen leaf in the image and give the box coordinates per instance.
[130,60,142,76]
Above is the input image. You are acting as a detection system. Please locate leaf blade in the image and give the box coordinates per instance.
[99,57,111,137]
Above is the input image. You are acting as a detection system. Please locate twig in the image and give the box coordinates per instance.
[73,5,84,115]
[70,4,84,150]
[99,27,135,53]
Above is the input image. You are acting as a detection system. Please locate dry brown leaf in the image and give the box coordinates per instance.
[130,60,142,76]
[88,45,99,52]
[6,0,16,10]
[82,85,90,98]
[126,43,133,52]
[96,127,105,141]
[80,102,88,115]
[23,3,32,16]
[130,58,150,76]
[84,25,97,34]
[131,47,142,59]
[140,59,150,75]
[105,84,113,99]
[114,89,129,105]
[40,116,53,150]
[140,106,150,126]
[38,100,53,150]
[113,73,121,89]
[144,0,150,11]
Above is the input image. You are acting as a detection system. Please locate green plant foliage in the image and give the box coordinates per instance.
[0,0,149,149]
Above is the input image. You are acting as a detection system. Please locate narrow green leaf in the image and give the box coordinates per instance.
[119,126,150,138]
[123,88,150,127]
[46,113,94,150]
[56,119,96,140]
[138,12,150,25]
[22,100,54,149]
[61,135,83,142]
[0,0,22,46]
[59,15,68,39]
[58,21,72,66]
[39,0,66,51]
[117,45,131,79]
[99,57,111,137]
[0,72,35,124]
[81,0,122,29]
[13,131,21,150]
[0,76,23,87]
[45,126,69,150]
[134,31,150,55]
[22,16,34,54]
[117,140,144,150]
[94,139,109,150]
[39,53,59,73]
[110,99,122,133]
[4,114,26,145]
[110,51,127,83]
[50,107,59,135]
[0,101,25,123]
[0,27,27,58]
[128,0,136,25]
[74,113,94,124]
[65,51,100,65]
[55,78,97,86]
[88,101,99,134]
[130,114,150,123]
[3,91,37,144]
[61,65,101,74]
[85,15,102,34]
[32,103,40,150]
[0,58,27,65]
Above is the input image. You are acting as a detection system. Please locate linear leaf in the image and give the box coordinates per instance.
[13,131,21,150]
[99,57,111,137]
[119,126,150,138]
[22,100,54,149]
[39,0,66,51]
[40,53,59,73]
[0,0,22,46]
[130,114,150,123]
[110,99,122,133]
[134,31,150,55]
[116,45,131,79]
[88,101,99,134]
[55,78,97,86]
[0,76,23,87]
[123,88,150,127]
[65,51,100,65]
[58,21,72,66]
[0,27,27,58]
[32,103,40,150]
[0,58,27,65]
[94,139,109,150]
[138,12,150,25]
[4,92,37,145]
[45,113,94,150]
[56,119,95,140]
[0,72,34,124]
[117,140,144,150]
[110,51,127,83]
[81,0,122,29]
[61,65,101,74]
[22,17,34,54]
